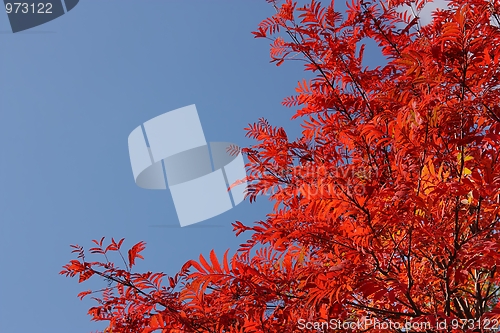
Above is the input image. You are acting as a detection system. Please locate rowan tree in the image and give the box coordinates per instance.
[61,0,500,332]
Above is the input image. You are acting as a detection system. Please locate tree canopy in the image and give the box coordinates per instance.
[61,0,500,331]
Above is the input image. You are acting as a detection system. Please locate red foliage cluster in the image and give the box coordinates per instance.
[61,0,500,331]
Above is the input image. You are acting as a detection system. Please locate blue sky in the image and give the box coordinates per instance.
[0,1,395,332]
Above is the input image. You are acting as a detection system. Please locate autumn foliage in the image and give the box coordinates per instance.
[61,0,500,331]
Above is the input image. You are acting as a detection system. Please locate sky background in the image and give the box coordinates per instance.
[0,1,440,332]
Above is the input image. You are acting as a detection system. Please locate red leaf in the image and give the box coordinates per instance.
[128,241,146,268]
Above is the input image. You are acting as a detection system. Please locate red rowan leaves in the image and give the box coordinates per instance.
[62,0,500,332]
[128,241,145,269]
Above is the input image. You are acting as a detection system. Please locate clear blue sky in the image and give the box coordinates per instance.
[0,1,387,332]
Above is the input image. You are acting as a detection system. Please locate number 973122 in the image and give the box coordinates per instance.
[5,3,53,14]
